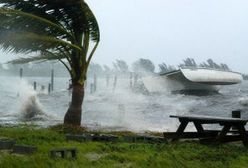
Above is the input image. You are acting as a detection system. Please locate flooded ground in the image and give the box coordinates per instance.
[0,76,247,132]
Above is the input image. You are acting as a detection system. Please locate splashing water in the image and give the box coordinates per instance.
[0,76,246,132]
[239,97,248,106]
[19,95,44,120]
[13,79,47,121]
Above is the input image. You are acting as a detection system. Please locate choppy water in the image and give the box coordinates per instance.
[0,76,247,132]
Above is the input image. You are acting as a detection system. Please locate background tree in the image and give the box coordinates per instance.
[199,59,230,71]
[207,59,219,69]
[88,63,103,77]
[220,63,230,71]
[179,58,197,67]
[103,65,112,74]
[113,59,129,73]
[0,0,100,126]
[159,63,176,73]
[132,58,155,74]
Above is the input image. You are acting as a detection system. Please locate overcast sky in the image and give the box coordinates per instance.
[86,0,248,73]
[1,0,248,73]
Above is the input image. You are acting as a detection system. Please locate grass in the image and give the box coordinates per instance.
[0,126,247,168]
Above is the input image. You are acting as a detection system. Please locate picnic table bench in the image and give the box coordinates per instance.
[163,115,248,146]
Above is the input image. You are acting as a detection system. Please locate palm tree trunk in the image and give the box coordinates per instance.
[64,84,84,126]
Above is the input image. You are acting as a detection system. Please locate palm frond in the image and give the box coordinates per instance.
[0,1,100,43]
[0,0,100,84]
[81,2,100,42]
[0,8,74,40]
[0,32,82,54]
[7,52,67,64]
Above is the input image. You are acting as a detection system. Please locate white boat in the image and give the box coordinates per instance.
[142,67,243,94]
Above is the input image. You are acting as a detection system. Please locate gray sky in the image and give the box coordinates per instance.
[87,0,248,73]
[1,0,248,73]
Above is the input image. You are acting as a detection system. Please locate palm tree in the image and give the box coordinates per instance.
[0,0,100,126]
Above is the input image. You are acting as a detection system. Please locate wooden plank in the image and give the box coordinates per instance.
[50,148,77,159]
[215,125,231,142]
[169,114,248,146]
[237,125,248,147]
[171,121,188,141]
[199,137,216,144]
[200,135,244,144]
[12,145,37,154]
[170,115,248,123]
[193,121,204,133]
[219,135,243,143]
[163,131,219,139]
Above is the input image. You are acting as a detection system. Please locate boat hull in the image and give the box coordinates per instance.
[179,68,242,85]
[142,68,242,94]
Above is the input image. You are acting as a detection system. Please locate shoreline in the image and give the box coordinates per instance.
[0,125,247,168]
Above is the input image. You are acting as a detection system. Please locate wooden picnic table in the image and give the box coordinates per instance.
[164,115,248,146]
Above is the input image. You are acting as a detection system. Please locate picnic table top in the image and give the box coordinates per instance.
[170,114,248,123]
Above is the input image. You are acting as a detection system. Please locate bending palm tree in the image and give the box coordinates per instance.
[0,0,100,126]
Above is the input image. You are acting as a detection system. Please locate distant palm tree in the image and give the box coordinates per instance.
[0,0,100,126]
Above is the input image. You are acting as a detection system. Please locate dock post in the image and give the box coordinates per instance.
[94,74,97,92]
[41,85,45,92]
[90,83,94,94]
[33,82,37,91]
[134,74,138,86]
[48,83,51,94]
[129,72,133,88]
[51,69,54,91]
[232,110,241,131]
[113,75,117,91]
[106,74,109,87]
[19,68,23,79]
[84,80,87,91]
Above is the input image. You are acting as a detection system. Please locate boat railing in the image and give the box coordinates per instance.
[179,66,241,74]
[159,66,241,76]
[159,69,180,76]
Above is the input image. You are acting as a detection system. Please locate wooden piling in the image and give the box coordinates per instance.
[51,69,54,91]
[84,80,87,90]
[106,74,109,87]
[33,82,37,91]
[134,74,138,86]
[94,74,97,92]
[129,72,133,88]
[232,110,241,131]
[90,83,94,94]
[48,83,51,93]
[113,75,117,91]
[19,68,23,79]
